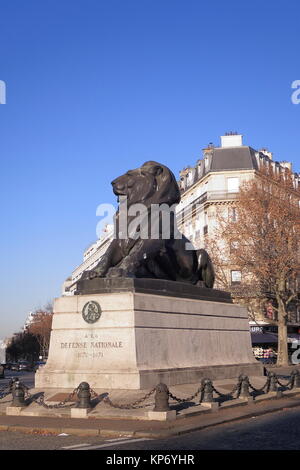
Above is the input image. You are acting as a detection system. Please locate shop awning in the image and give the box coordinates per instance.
[251,332,278,344]
[252,332,300,344]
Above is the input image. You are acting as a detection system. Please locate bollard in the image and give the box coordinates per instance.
[77,382,92,409]
[153,383,170,411]
[268,372,278,393]
[290,369,297,389]
[239,375,250,398]
[9,377,18,392]
[293,369,300,389]
[201,379,214,403]
[11,380,26,407]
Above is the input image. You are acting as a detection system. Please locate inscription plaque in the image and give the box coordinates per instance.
[82,300,101,324]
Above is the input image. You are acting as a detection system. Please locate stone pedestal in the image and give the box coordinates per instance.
[35,279,263,390]
[6,406,25,416]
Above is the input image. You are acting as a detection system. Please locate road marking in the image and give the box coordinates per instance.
[63,438,152,450]
[61,443,91,449]
[61,437,138,450]
[106,437,135,442]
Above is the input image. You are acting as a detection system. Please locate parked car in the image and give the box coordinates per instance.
[0,365,4,379]
[10,363,19,371]
[18,361,33,371]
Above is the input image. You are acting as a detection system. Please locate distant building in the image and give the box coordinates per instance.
[23,311,35,331]
[0,340,7,364]
[63,224,114,294]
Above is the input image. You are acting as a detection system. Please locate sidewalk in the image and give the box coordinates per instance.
[1,370,300,438]
[1,392,300,438]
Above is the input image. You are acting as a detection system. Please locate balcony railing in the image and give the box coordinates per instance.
[177,190,239,220]
[206,190,239,201]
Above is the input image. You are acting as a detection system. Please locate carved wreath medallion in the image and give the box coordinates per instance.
[82,301,102,324]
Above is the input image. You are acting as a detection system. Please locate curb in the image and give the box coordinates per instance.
[131,399,300,439]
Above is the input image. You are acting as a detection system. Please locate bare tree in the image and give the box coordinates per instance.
[209,166,300,365]
[27,302,53,358]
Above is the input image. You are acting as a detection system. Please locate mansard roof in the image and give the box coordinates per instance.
[179,144,299,193]
[179,146,260,190]
[210,146,259,171]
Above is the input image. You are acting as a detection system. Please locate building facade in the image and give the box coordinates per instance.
[63,224,114,294]
[177,133,299,284]
[176,133,300,358]
[0,340,6,364]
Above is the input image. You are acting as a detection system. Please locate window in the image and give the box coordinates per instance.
[231,270,242,284]
[296,307,300,324]
[227,177,239,193]
[203,211,208,235]
[187,172,194,185]
[228,206,238,221]
[230,240,239,253]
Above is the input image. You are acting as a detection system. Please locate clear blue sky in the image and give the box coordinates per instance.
[0,0,299,338]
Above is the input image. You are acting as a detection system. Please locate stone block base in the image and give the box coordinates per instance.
[147,410,177,421]
[6,406,24,416]
[36,363,263,390]
[35,282,263,390]
[71,408,90,418]
[200,402,219,411]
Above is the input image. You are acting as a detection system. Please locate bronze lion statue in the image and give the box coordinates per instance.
[81,161,215,288]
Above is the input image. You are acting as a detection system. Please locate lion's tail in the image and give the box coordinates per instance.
[196,249,215,288]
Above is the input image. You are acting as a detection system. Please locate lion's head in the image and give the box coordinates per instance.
[111,161,181,207]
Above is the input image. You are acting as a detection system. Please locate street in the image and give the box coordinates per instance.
[0,403,300,451]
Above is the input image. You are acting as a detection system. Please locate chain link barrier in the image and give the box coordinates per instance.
[0,377,22,401]
[1,368,300,411]
[89,388,100,399]
[25,387,80,409]
[248,370,300,393]
[212,378,243,400]
[103,388,156,410]
[168,383,206,403]
[248,375,271,393]
[153,369,300,405]
[168,378,242,403]
[31,368,299,410]
[0,383,12,401]
[276,373,295,390]
[0,387,11,398]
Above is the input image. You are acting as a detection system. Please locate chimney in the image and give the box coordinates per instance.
[202,142,214,157]
[280,161,293,172]
[220,132,243,148]
[260,148,273,160]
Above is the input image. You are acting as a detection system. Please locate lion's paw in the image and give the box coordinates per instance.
[80,270,98,281]
[107,267,136,278]
[88,270,100,280]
